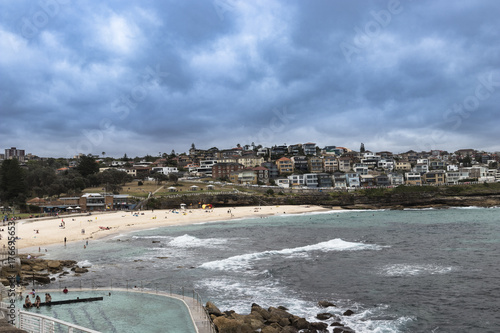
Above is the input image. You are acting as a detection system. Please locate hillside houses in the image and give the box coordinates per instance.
[96,144,500,188]
[10,143,496,191]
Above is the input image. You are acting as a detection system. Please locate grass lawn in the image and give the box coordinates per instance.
[80,180,252,197]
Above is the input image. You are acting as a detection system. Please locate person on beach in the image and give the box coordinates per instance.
[64,237,66,245]
[34,295,41,308]
[24,295,32,308]
[45,293,52,304]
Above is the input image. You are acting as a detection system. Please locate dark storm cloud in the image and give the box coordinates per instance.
[0,0,499,157]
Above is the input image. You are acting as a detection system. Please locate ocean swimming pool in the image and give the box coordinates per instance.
[16,289,197,333]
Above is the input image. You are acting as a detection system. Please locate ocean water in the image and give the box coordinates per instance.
[31,207,500,332]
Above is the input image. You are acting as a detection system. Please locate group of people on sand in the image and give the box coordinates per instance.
[24,293,51,308]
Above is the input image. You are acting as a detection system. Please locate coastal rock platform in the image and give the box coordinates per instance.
[207,302,355,333]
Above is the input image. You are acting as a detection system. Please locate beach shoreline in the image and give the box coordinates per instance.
[9,205,336,251]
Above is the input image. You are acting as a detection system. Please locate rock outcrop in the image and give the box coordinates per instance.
[207,302,355,333]
[0,254,89,286]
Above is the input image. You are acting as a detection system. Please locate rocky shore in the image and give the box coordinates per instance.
[206,301,356,333]
[148,185,500,210]
[0,254,89,286]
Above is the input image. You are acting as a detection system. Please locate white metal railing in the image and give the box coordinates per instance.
[17,310,101,333]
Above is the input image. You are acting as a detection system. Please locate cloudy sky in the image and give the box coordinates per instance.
[1,0,499,158]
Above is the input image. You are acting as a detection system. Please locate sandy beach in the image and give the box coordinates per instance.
[7,205,335,250]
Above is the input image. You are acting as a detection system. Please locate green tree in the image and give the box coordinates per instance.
[25,166,57,196]
[0,159,28,205]
[76,155,99,177]
[462,154,472,167]
[168,173,179,184]
[151,172,168,185]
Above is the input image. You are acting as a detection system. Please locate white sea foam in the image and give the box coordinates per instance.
[200,239,386,271]
[77,260,93,268]
[451,206,482,210]
[132,235,172,240]
[168,234,228,248]
[380,263,455,277]
[196,276,311,315]
[278,209,385,217]
[341,306,414,333]
[199,277,410,333]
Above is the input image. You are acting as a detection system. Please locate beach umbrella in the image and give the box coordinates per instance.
[67,207,73,210]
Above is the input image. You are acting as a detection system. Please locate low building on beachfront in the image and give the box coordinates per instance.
[27,193,134,212]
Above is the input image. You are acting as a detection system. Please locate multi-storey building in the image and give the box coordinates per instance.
[338,157,351,172]
[151,167,178,175]
[291,156,308,173]
[317,173,334,188]
[323,156,338,173]
[253,166,269,184]
[237,156,265,168]
[308,156,323,173]
[276,157,294,174]
[395,161,412,171]
[212,162,244,179]
[303,142,317,156]
[446,171,469,184]
[422,170,446,185]
[5,147,25,161]
[333,172,347,188]
[346,173,360,187]
[405,172,422,185]
[262,162,279,179]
